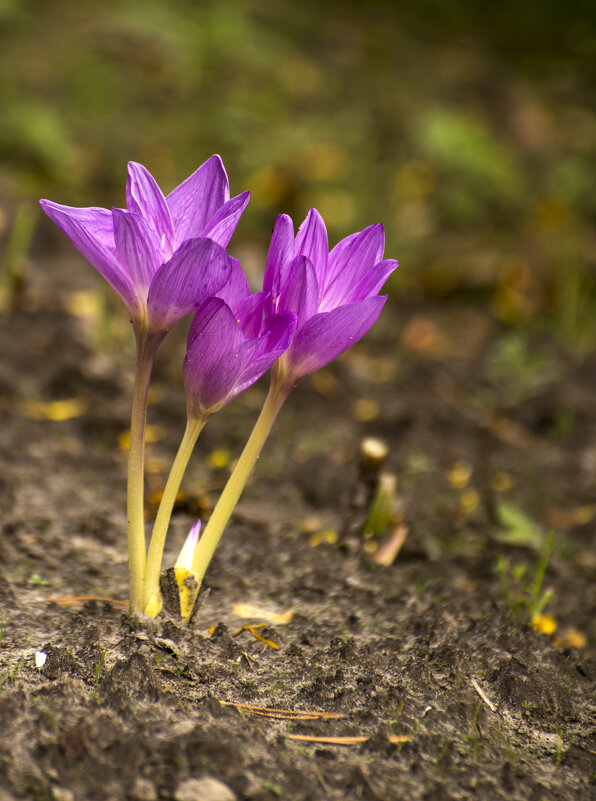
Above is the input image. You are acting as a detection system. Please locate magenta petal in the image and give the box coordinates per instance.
[235,292,267,338]
[213,312,296,404]
[147,238,232,334]
[278,256,320,328]
[203,191,250,248]
[126,162,174,254]
[216,257,251,312]
[232,312,297,395]
[40,200,137,310]
[184,298,249,413]
[323,224,385,304]
[113,209,163,299]
[295,209,328,273]
[264,311,298,353]
[167,155,229,246]
[344,259,398,304]
[288,296,386,379]
[263,214,295,300]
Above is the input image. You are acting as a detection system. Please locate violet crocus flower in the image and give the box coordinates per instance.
[143,266,295,613]
[183,263,297,419]
[263,208,398,384]
[178,210,398,620]
[40,156,249,613]
[40,155,249,341]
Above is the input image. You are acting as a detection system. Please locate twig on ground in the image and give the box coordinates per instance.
[471,677,497,712]
[219,701,343,720]
[288,734,410,745]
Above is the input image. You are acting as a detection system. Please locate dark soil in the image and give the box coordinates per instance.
[0,250,594,801]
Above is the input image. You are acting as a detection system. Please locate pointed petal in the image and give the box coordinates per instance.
[263,214,295,301]
[186,297,246,354]
[288,296,387,379]
[232,312,297,396]
[167,155,229,245]
[264,311,298,353]
[215,257,251,313]
[323,224,385,305]
[203,191,250,247]
[113,209,163,300]
[343,259,398,304]
[40,200,137,311]
[184,298,249,414]
[277,256,320,328]
[41,201,115,251]
[295,208,328,274]
[126,162,174,255]
[147,238,232,334]
[235,291,266,338]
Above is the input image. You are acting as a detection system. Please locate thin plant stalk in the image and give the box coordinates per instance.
[127,329,159,611]
[143,415,206,611]
[189,375,291,591]
[530,529,555,618]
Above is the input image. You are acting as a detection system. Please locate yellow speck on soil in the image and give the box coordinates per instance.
[21,397,88,422]
[532,614,557,635]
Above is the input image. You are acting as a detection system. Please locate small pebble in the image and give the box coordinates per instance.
[175,777,236,801]
[52,789,74,801]
[35,650,47,668]
[130,777,158,801]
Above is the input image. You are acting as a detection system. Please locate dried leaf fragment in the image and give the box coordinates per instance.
[232,603,293,625]
[21,397,87,421]
[49,595,127,610]
[232,624,279,650]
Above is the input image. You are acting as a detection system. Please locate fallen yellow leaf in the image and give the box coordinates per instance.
[232,603,293,625]
[532,614,557,635]
[21,397,87,422]
[554,628,587,649]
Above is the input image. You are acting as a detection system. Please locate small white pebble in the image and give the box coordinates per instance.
[130,777,158,801]
[175,777,236,801]
[52,788,74,801]
[35,651,47,669]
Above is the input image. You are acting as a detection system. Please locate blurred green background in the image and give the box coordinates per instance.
[1,0,596,348]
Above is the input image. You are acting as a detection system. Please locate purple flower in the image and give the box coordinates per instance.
[183,261,296,419]
[263,209,398,382]
[40,156,249,339]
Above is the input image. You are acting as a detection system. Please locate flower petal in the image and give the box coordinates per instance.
[216,257,251,312]
[295,209,328,274]
[167,155,229,246]
[113,209,163,300]
[126,162,174,255]
[184,298,249,414]
[147,238,232,334]
[323,224,385,305]
[40,200,137,311]
[343,259,398,304]
[235,291,267,338]
[287,296,387,379]
[232,312,297,396]
[203,191,250,248]
[263,213,295,301]
[277,256,320,328]
[175,520,201,570]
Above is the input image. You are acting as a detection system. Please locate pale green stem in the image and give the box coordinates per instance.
[190,377,291,590]
[143,415,206,609]
[127,331,158,612]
